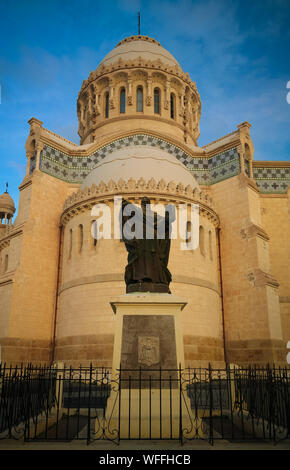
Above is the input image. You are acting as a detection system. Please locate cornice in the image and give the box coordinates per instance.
[80,113,195,146]
[61,179,220,227]
[260,193,288,199]
[203,136,241,158]
[247,269,279,289]
[59,272,220,295]
[202,130,238,149]
[19,175,33,191]
[253,161,290,168]
[79,57,200,101]
[241,223,270,241]
[116,36,162,47]
[42,127,78,147]
[38,128,205,160]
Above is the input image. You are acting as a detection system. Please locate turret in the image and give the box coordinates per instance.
[0,183,15,236]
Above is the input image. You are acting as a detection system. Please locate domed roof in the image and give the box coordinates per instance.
[81,145,199,190]
[0,191,15,214]
[99,35,180,68]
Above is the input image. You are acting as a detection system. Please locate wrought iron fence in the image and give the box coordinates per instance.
[0,363,57,438]
[0,362,289,444]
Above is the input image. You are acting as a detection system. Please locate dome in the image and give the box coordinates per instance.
[81,145,199,190]
[0,192,15,215]
[99,35,180,68]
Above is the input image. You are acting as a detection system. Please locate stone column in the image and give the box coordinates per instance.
[95,92,100,115]
[88,91,93,116]
[26,150,34,176]
[109,79,115,109]
[179,89,185,117]
[249,160,254,179]
[79,101,85,126]
[237,145,245,174]
[164,79,170,110]
[35,142,44,171]
[127,76,133,105]
[146,76,152,106]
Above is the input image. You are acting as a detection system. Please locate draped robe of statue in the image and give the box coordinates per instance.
[121,198,175,293]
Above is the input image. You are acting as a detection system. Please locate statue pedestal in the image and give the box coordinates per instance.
[97,293,199,440]
[110,293,187,372]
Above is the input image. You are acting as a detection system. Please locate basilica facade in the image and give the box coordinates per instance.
[0,35,289,367]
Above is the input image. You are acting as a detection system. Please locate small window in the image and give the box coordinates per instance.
[137,86,143,112]
[154,88,160,114]
[120,88,126,113]
[199,226,205,256]
[68,229,73,260]
[170,93,175,119]
[209,230,213,260]
[78,224,83,253]
[186,221,192,248]
[91,220,98,248]
[105,92,109,118]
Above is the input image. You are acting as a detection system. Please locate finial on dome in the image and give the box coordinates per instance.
[5,182,8,193]
[138,11,141,36]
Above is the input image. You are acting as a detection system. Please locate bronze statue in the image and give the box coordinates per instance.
[121,197,175,293]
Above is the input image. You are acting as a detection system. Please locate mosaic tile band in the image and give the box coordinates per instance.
[253,166,290,194]
[36,134,240,186]
[32,133,289,192]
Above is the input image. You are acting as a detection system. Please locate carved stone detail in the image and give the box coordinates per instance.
[145,96,152,106]
[61,178,219,227]
[138,336,160,366]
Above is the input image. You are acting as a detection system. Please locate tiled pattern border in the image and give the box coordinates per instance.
[36,134,241,187]
[253,166,290,193]
[32,133,290,192]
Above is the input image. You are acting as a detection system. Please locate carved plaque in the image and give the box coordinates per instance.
[138,336,160,367]
[120,315,178,388]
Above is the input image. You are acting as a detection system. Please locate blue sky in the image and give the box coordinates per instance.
[0,0,290,206]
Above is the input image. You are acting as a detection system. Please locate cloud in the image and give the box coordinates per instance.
[7,160,26,177]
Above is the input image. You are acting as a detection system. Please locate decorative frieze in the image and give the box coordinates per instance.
[39,133,241,188]
[253,166,290,194]
[61,177,219,227]
[79,56,199,99]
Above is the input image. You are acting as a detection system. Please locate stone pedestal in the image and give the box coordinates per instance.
[97,293,198,439]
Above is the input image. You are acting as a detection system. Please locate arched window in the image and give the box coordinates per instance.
[199,225,205,256]
[91,220,98,248]
[120,88,126,113]
[186,221,192,248]
[137,86,143,112]
[78,224,83,253]
[68,229,72,260]
[154,88,160,114]
[170,93,175,119]
[105,92,109,118]
[209,230,213,260]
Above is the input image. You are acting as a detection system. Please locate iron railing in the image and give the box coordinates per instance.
[0,362,289,444]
